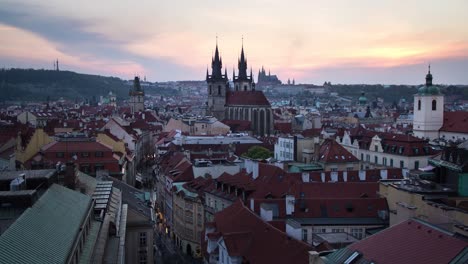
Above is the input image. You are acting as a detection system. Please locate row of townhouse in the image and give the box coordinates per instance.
[337,127,439,171]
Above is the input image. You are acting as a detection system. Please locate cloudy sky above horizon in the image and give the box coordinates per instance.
[1,0,468,84]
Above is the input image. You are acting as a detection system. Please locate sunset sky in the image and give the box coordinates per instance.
[1,0,467,84]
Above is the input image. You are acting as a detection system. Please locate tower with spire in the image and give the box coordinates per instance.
[233,42,255,91]
[129,76,145,114]
[413,65,443,140]
[206,40,229,120]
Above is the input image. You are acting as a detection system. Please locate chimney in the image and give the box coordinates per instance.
[64,161,77,189]
[301,172,310,183]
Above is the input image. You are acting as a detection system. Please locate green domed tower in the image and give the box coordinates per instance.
[358,91,368,106]
[413,65,444,140]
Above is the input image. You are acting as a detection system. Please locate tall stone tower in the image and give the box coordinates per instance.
[129,76,145,114]
[413,66,444,140]
[233,45,255,91]
[206,43,229,120]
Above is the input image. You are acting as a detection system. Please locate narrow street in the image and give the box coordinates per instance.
[140,163,202,264]
[154,230,203,264]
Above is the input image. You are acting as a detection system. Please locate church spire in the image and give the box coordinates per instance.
[210,40,223,80]
[237,40,248,81]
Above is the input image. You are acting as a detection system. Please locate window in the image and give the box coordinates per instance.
[95,151,104,157]
[432,99,437,111]
[366,154,370,162]
[331,228,345,233]
[95,164,104,172]
[331,168,338,172]
[374,156,378,164]
[351,228,364,240]
[218,85,221,95]
[390,159,394,167]
[302,229,308,242]
[81,152,90,158]
[80,164,90,173]
[139,252,147,264]
[414,161,419,170]
[383,157,387,166]
[361,153,364,160]
[400,160,404,168]
[374,145,378,152]
[56,152,65,158]
[209,85,212,94]
[139,232,147,247]
[418,100,421,110]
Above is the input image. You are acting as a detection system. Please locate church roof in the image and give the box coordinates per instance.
[226,91,271,106]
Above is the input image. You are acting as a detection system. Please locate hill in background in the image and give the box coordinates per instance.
[0,68,179,102]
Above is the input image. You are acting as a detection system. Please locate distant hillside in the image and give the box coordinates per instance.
[0,68,179,102]
[328,84,468,103]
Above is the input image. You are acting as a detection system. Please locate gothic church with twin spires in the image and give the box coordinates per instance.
[206,43,273,136]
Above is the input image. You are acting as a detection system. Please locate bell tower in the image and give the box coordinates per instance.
[206,41,229,120]
[413,66,444,140]
[129,76,145,114]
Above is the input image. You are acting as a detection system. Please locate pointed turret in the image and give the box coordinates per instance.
[426,64,433,86]
[210,42,223,80]
[237,45,248,81]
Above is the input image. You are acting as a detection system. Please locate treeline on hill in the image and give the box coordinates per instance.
[329,84,468,103]
[329,84,418,103]
[0,68,179,102]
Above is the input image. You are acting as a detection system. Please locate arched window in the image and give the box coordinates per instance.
[432,99,437,111]
[418,100,421,110]
[218,85,221,95]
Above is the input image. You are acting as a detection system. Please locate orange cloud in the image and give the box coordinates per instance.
[0,24,145,78]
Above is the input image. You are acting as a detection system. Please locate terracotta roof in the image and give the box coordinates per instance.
[274,121,292,134]
[41,140,113,152]
[318,139,359,163]
[301,128,322,138]
[290,182,379,199]
[346,218,468,264]
[440,111,468,133]
[222,120,251,132]
[207,200,313,264]
[226,91,271,106]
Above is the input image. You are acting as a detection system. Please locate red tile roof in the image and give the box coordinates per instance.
[318,139,359,163]
[440,111,468,133]
[221,120,251,132]
[290,182,379,199]
[274,121,292,134]
[226,91,271,106]
[348,219,468,264]
[41,140,113,152]
[207,200,313,264]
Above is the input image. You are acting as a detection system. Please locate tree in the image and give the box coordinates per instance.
[242,146,273,160]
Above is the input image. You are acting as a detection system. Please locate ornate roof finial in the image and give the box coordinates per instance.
[425,63,433,86]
